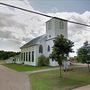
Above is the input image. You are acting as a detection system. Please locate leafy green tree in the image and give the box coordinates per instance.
[77,41,90,72]
[77,48,89,63]
[50,35,74,77]
[84,40,88,47]
[77,41,90,63]
[0,50,20,60]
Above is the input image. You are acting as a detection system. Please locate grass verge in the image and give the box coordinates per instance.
[3,63,53,71]
[30,66,90,90]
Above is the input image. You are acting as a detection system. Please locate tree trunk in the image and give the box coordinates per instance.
[59,65,62,78]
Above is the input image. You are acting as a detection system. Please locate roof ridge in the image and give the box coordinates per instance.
[20,34,46,49]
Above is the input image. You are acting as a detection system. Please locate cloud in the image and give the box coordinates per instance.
[0,39,21,51]
[0,12,26,29]
[0,0,47,51]
[0,0,90,56]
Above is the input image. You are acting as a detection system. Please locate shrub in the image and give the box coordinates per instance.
[38,55,49,66]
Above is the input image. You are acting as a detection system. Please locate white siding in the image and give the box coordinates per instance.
[46,18,67,39]
[46,18,67,66]
[21,45,37,66]
[46,19,56,40]
[55,19,67,38]
[20,18,68,66]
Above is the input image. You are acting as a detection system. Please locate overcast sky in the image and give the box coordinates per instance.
[30,0,90,13]
[0,0,90,56]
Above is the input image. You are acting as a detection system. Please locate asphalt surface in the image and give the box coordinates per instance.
[72,85,90,90]
[0,65,30,90]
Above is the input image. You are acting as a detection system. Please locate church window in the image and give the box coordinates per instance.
[24,52,25,61]
[29,52,31,62]
[59,20,64,29]
[26,52,28,61]
[39,45,43,53]
[52,58,55,61]
[49,35,51,38]
[32,51,34,62]
[47,45,50,52]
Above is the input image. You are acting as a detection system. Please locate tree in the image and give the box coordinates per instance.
[77,41,90,63]
[0,50,20,60]
[77,41,90,72]
[77,48,89,63]
[84,40,88,47]
[50,35,74,77]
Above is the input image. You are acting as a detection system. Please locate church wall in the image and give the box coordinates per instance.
[55,19,67,38]
[46,19,56,40]
[46,18,67,40]
[46,39,59,66]
[45,39,53,57]
[46,18,67,66]
[39,37,47,56]
[21,45,37,66]
[19,18,68,66]
[36,37,47,65]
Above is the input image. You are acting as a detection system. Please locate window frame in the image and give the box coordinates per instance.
[32,51,34,62]
[39,45,43,53]
[47,45,50,52]
[29,52,31,62]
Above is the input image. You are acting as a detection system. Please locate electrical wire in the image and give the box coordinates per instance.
[0,2,90,27]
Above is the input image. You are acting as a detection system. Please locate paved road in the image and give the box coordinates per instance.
[0,65,30,90]
[72,85,90,90]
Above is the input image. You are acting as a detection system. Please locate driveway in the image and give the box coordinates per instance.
[0,65,30,90]
[72,85,90,90]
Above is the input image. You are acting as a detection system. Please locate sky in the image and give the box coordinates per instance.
[0,0,90,56]
[30,0,90,13]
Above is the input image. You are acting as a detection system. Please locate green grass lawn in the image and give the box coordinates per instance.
[3,64,53,71]
[30,66,90,90]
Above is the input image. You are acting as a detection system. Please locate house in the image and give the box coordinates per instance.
[5,54,21,64]
[5,57,15,63]
[14,54,21,64]
[19,18,67,66]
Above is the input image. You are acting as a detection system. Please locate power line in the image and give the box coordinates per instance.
[0,2,90,27]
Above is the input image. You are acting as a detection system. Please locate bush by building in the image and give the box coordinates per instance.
[38,55,49,66]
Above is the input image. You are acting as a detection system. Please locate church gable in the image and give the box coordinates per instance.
[20,34,46,49]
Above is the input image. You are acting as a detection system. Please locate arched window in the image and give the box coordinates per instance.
[47,45,50,52]
[39,45,43,53]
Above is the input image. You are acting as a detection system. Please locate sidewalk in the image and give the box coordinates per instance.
[73,63,87,67]
[25,67,59,74]
[25,63,88,74]
[72,85,90,90]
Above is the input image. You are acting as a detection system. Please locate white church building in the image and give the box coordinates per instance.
[17,18,67,66]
